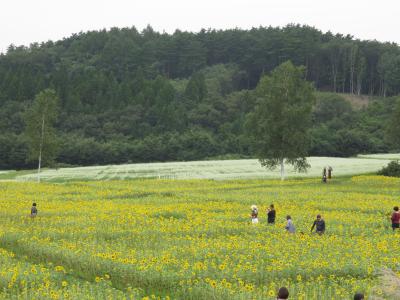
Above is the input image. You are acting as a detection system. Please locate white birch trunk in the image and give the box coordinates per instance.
[280,158,285,181]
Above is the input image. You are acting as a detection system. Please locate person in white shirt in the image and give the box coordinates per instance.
[251,205,259,224]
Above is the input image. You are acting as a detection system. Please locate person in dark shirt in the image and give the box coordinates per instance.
[30,203,38,218]
[311,214,325,234]
[391,206,400,230]
[267,204,276,224]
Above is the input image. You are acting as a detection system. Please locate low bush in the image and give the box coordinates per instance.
[377,160,400,177]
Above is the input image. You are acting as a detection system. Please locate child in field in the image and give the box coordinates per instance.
[285,215,295,233]
[267,204,276,224]
[251,205,259,224]
[391,206,400,230]
[30,203,37,218]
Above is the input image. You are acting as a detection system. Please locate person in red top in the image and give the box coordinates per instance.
[391,206,400,231]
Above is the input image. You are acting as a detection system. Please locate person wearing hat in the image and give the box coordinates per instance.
[311,214,325,234]
[251,205,259,224]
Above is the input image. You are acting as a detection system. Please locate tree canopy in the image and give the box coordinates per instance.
[0,25,399,169]
[249,61,316,179]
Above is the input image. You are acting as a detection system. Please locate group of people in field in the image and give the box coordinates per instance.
[322,166,333,183]
[250,204,400,232]
[250,204,326,234]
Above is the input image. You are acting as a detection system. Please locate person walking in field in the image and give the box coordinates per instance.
[277,286,289,299]
[267,204,276,224]
[322,173,327,183]
[251,205,259,224]
[327,166,333,179]
[391,206,400,231]
[322,167,327,183]
[285,215,295,233]
[30,203,38,218]
[311,214,325,234]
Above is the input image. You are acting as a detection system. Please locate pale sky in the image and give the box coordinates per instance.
[0,0,398,53]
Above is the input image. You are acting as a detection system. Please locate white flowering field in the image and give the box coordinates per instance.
[358,153,400,160]
[9,156,396,182]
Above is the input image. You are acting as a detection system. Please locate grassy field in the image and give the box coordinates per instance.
[4,156,396,182]
[0,175,399,299]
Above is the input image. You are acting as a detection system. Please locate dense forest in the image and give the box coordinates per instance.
[0,24,399,169]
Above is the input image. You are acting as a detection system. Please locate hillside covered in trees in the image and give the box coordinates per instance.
[0,24,399,169]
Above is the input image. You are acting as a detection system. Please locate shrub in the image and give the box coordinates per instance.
[377,160,400,177]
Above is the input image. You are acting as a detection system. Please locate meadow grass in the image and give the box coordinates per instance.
[0,175,399,299]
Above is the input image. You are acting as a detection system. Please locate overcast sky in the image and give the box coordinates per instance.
[0,0,398,53]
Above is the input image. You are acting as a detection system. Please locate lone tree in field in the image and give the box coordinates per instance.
[24,89,59,182]
[249,61,316,180]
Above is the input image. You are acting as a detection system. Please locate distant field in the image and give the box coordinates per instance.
[6,156,395,182]
[358,153,400,160]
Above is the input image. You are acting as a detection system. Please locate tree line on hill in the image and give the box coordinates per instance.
[0,25,399,170]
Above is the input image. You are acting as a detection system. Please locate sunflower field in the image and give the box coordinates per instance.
[0,175,399,299]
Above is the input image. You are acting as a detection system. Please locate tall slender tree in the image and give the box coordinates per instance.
[24,89,59,182]
[249,61,316,180]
